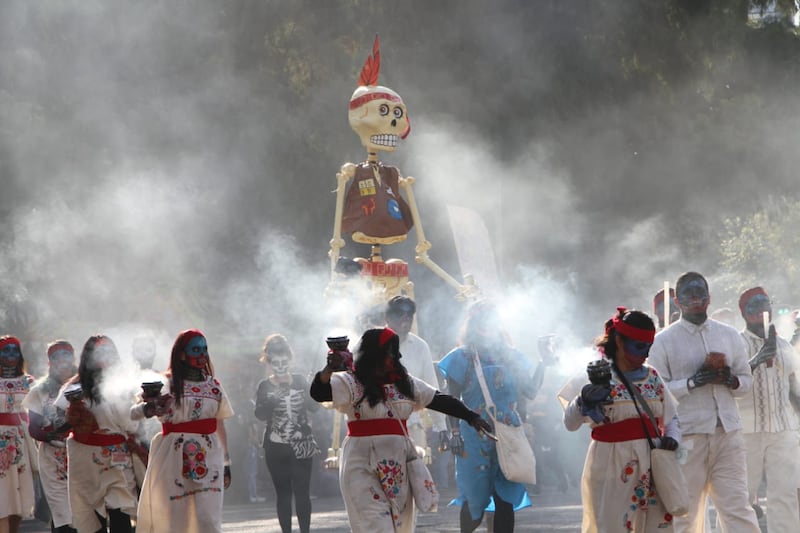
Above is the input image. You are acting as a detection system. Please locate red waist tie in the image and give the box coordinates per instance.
[347,418,407,437]
[0,412,28,426]
[162,418,218,435]
[72,432,127,446]
[591,416,662,443]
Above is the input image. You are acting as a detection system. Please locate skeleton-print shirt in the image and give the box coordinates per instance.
[254,374,319,457]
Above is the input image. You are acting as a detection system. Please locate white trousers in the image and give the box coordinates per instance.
[675,428,760,533]
[743,430,800,532]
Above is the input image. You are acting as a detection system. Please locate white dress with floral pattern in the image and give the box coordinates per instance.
[136,376,234,533]
[329,372,437,533]
[0,375,34,520]
[22,380,72,527]
[54,387,140,533]
[558,366,679,533]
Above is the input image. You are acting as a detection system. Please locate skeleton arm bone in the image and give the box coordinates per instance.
[400,175,479,300]
[329,163,356,274]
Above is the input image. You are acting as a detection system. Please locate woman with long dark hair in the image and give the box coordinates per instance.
[310,327,492,533]
[24,340,78,533]
[56,335,138,533]
[0,335,35,533]
[558,308,681,532]
[134,329,233,533]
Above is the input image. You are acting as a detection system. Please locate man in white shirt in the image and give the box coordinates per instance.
[736,286,800,532]
[649,272,760,533]
[385,296,448,450]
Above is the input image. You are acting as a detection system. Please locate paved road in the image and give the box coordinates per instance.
[21,485,584,532]
[20,485,769,532]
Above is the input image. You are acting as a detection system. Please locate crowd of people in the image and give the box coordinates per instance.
[4,273,800,532]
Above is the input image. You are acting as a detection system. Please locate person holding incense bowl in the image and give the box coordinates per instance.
[649,272,759,532]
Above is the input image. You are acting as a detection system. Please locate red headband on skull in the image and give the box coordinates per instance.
[608,307,655,343]
[0,336,21,351]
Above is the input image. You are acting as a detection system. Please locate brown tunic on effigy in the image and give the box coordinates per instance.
[342,162,414,244]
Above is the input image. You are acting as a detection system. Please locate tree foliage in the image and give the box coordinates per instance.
[719,197,800,306]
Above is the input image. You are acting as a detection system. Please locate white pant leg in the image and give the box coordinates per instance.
[706,429,760,533]
[762,431,800,532]
[674,433,711,533]
[743,433,765,505]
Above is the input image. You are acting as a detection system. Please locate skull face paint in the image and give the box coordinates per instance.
[0,342,21,368]
[623,339,652,368]
[49,349,76,381]
[676,278,710,314]
[184,335,208,369]
[743,294,771,324]
[269,353,292,376]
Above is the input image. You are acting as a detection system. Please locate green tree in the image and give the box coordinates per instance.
[719,197,800,306]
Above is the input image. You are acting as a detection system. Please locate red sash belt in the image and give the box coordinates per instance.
[0,412,28,426]
[347,418,407,437]
[591,416,661,443]
[162,418,217,435]
[73,432,127,446]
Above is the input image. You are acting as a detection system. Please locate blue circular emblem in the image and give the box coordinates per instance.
[388,199,402,220]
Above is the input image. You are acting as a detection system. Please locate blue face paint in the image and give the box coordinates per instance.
[0,343,21,367]
[677,279,709,308]
[185,336,208,369]
[744,294,771,317]
[624,339,652,358]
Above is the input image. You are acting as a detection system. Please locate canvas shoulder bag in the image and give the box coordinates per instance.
[396,414,439,512]
[613,364,688,518]
[472,349,536,485]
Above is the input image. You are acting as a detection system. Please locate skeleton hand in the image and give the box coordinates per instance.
[449,431,465,457]
[749,325,777,370]
[437,430,450,453]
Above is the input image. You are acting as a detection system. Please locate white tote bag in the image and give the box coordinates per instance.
[472,351,537,485]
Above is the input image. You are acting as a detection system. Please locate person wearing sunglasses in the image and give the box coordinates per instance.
[649,272,759,533]
[559,308,680,532]
[735,287,800,532]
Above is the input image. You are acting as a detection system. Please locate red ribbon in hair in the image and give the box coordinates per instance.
[610,307,655,343]
[379,327,396,348]
[0,336,21,351]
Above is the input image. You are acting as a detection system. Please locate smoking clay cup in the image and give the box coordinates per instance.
[63,384,84,402]
[586,359,612,387]
[703,352,727,370]
[141,381,164,399]
[325,335,350,352]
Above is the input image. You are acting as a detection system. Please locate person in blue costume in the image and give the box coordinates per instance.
[438,300,546,533]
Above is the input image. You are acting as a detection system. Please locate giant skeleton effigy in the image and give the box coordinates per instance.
[323,35,479,469]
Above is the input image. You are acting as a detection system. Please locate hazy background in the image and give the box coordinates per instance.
[1,1,799,377]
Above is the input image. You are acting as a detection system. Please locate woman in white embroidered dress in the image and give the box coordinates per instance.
[134,329,233,533]
[0,335,35,533]
[55,335,139,533]
[558,308,681,533]
[23,340,78,533]
[310,327,492,533]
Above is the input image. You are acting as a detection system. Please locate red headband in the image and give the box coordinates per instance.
[349,91,403,110]
[610,307,655,343]
[0,336,21,351]
[739,287,768,314]
[48,342,73,358]
[379,327,396,347]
